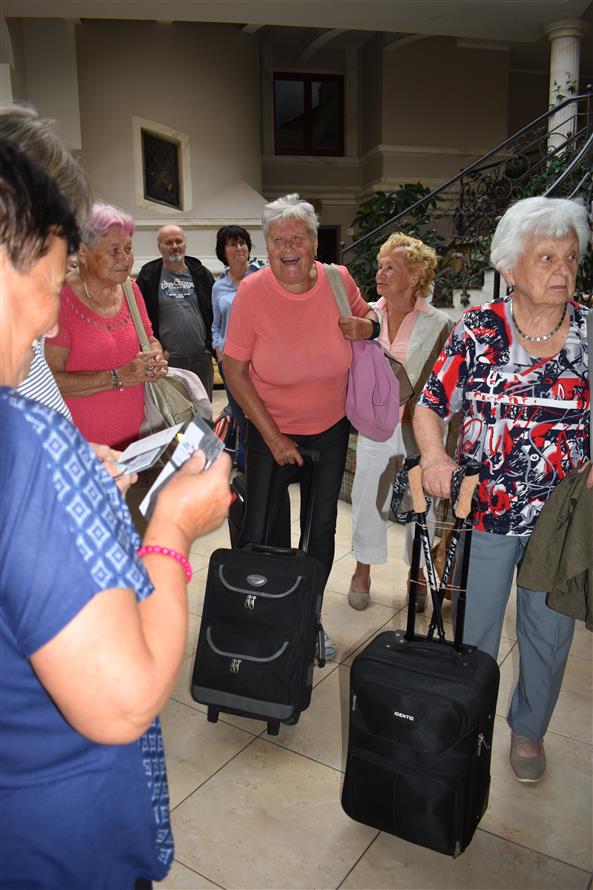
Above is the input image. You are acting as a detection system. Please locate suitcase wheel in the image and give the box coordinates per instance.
[315,624,326,668]
[283,713,299,726]
[267,720,280,736]
[207,706,219,724]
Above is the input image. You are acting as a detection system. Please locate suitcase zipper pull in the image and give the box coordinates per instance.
[352,693,357,712]
[477,732,490,755]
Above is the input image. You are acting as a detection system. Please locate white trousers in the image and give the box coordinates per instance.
[351,423,436,566]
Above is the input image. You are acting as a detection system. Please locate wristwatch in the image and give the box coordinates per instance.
[367,319,381,340]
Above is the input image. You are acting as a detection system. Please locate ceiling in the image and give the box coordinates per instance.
[4,0,593,44]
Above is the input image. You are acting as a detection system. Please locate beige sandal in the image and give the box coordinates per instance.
[348,576,371,611]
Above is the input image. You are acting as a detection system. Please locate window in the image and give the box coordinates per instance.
[141,130,181,209]
[132,117,192,214]
[274,73,344,156]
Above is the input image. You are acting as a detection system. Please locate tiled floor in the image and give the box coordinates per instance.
[159,394,593,889]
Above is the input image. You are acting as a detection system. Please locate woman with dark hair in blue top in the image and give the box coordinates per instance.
[212,224,263,469]
[0,141,231,889]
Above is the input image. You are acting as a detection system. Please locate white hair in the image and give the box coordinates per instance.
[490,196,590,273]
[262,193,319,239]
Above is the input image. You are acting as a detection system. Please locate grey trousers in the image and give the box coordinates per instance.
[459,530,574,742]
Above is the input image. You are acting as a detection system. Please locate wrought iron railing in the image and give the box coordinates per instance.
[342,88,593,306]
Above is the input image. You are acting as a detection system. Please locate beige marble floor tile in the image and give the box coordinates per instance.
[480,716,593,871]
[272,665,351,771]
[171,739,377,889]
[185,610,202,658]
[187,565,209,617]
[496,649,593,742]
[340,825,590,889]
[188,554,211,577]
[190,522,232,558]
[325,551,409,611]
[157,859,221,889]
[320,585,396,662]
[161,699,256,808]
[570,619,593,661]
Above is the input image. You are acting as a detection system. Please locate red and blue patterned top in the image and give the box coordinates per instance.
[418,296,590,535]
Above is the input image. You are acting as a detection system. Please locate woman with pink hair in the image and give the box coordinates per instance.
[46,202,167,449]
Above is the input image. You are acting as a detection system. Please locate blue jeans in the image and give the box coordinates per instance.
[239,416,350,591]
[456,530,575,741]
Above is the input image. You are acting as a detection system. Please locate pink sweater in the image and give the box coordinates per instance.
[225,262,368,434]
[47,281,153,449]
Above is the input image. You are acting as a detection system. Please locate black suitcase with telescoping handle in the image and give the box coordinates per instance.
[341,454,500,857]
[191,449,326,736]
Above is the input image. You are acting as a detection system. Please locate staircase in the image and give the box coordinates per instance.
[342,88,593,308]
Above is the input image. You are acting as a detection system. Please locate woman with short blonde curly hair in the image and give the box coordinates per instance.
[349,231,452,612]
[378,232,438,299]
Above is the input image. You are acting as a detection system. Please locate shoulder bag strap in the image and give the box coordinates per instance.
[122,278,151,353]
[323,263,351,316]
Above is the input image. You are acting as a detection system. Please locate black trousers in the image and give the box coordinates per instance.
[239,416,350,590]
[169,349,214,400]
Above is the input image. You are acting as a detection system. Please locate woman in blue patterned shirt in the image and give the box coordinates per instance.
[0,142,231,889]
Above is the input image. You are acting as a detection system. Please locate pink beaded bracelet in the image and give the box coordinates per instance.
[137,545,192,583]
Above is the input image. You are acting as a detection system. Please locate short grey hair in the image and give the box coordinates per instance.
[0,103,90,230]
[490,196,590,273]
[262,192,319,239]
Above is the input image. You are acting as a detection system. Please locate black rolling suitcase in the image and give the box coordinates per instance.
[341,455,500,857]
[191,449,325,735]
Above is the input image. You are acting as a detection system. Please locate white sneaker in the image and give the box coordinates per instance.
[323,631,337,659]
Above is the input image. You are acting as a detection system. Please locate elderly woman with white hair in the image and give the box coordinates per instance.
[224,193,378,656]
[413,196,591,783]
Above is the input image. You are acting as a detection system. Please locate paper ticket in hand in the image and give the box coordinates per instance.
[139,417,225,518]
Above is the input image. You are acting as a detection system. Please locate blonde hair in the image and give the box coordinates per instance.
[378,232,437,298]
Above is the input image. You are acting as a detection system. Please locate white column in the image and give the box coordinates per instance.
[544,19,587,150]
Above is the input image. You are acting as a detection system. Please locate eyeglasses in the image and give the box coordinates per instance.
[268,235,310,250]
[226,238,247,248]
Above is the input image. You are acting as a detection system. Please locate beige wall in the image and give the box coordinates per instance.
[7,18,266,269]
[507,69,549,135]
[359,35,384,155]
[381,37,510,149]
[75,21,262,211]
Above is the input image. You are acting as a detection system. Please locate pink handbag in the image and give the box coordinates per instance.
[324,264,399,441]
[346,339,400,440]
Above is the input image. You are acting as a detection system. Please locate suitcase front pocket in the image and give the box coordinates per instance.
[354,678,469,752]
[195,625,300,704]
[210,563,310,634]
[343,747,462,855]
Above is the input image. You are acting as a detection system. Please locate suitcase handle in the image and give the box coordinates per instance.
[405,456,480,651]
[262,449,320,552]
[453,461,480,520]
[251,543,297,557]
[408,462,427,515]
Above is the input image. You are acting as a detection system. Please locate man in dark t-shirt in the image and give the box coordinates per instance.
[136,225,215,398]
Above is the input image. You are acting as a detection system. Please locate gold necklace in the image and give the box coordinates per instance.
[81,279,119,314]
